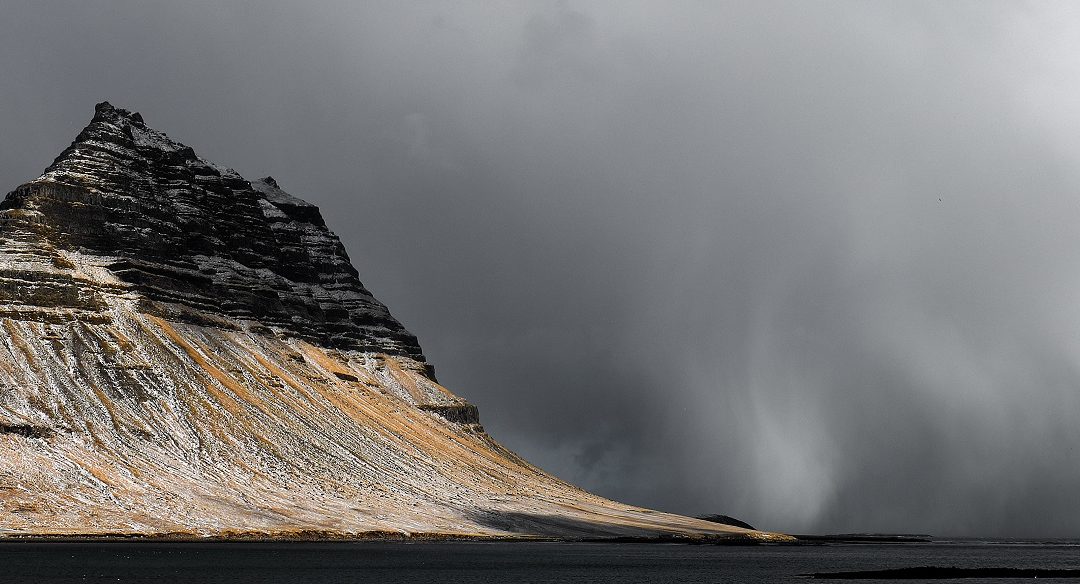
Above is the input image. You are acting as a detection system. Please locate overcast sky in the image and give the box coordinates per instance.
[5,1,1080,536]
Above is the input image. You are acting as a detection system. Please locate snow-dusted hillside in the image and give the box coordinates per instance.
[0,103,786,541]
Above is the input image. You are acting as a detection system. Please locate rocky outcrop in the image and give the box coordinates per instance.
[1,102,426,367]
[0,103,787,542]
[697,514,757,531]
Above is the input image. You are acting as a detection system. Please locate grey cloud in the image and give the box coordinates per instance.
[3,0,1080,536]
[513,3,601,87]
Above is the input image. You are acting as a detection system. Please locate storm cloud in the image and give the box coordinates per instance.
[4,1,1080,536]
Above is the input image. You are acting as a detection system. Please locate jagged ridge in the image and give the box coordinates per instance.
[0,102,427,369]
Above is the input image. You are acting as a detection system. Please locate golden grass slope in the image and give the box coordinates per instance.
[0,306,786,541]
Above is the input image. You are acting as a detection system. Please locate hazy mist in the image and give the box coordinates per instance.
[4,1,1080,536]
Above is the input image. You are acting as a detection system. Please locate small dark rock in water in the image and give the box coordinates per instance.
[810,566,1080,579]
[696,514,756,530]
[794,533,932,543]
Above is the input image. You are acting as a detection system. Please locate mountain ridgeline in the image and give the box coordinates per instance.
[0,102,786,541]
[1,102,425,365]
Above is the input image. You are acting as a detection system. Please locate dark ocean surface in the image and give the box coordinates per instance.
[3,540,1080,583]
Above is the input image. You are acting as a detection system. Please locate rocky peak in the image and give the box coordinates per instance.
[0,103,429,373]
[92,100,144,126]
[88,101,144,128]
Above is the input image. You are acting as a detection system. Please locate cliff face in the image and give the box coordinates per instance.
[0,103,782,541]
[1,102,425,363]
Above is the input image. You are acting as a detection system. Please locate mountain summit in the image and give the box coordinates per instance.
[0,103,782,540]
[5,101,426,364]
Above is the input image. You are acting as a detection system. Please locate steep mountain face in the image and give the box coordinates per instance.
[0,103,783,541]
[1,102,424,364]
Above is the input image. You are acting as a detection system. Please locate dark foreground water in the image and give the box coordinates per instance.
[3,540,1080,583]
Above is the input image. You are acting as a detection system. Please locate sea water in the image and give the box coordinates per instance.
[3,540,1080,583]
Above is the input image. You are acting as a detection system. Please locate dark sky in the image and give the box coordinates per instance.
[4,1,1080,537]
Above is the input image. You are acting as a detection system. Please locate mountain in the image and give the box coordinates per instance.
[0,102,785,541]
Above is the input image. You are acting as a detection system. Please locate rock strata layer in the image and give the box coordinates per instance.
[0,103,786,541]
[1,102,425,366]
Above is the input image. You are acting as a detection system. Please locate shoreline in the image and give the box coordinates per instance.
[0,531,791,545]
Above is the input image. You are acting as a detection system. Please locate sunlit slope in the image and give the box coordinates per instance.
[0,308,775,539]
